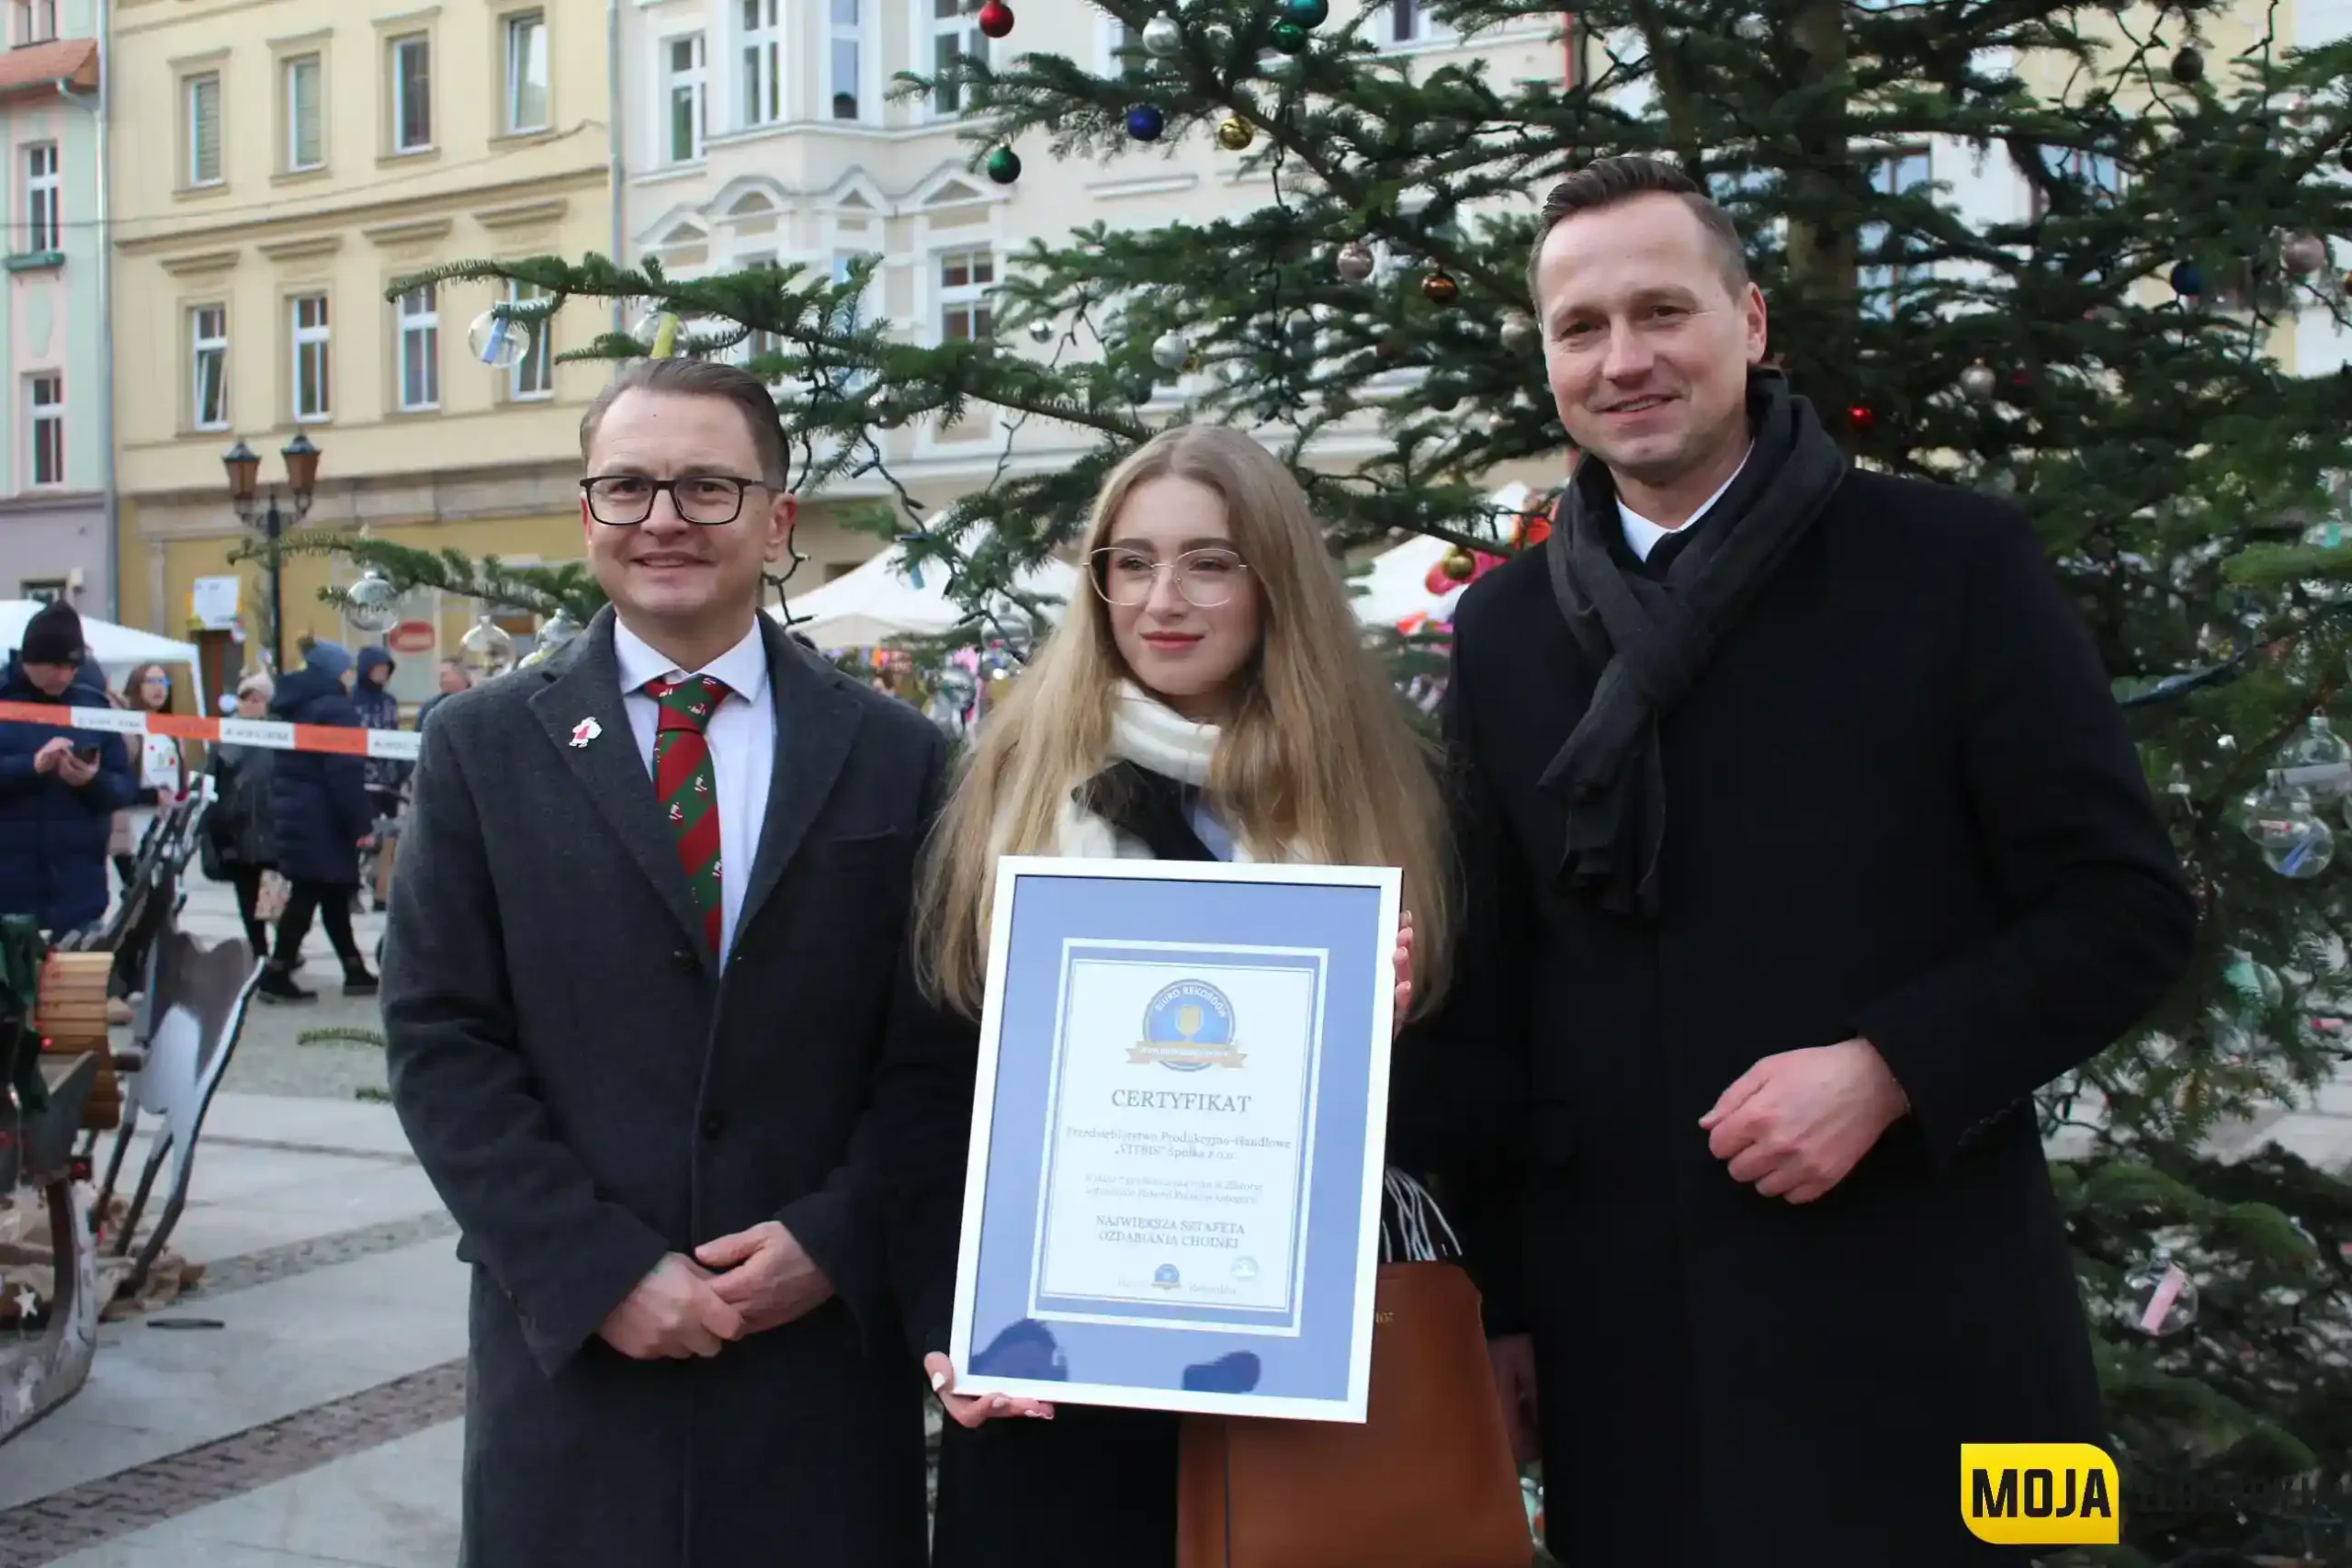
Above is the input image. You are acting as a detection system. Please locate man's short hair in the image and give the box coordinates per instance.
[1526,155,1751,309]
[579,356,791,491]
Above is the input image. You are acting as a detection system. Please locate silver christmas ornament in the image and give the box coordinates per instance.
[1960,362,1997,401]
[1335,241,1375,282]
[1028,320,1056,344]
[1151,330,1192,371]
[343,569,401,635]
[1498,311,1538,354]
[1142,14,1182,55]
[2284,232,2329,276]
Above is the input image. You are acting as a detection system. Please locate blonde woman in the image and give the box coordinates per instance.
[910,423,1455,1568]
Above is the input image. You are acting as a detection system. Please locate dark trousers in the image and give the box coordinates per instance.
[273,879,363,973]
[932,1404,1177,1568]
[226,864,268,958]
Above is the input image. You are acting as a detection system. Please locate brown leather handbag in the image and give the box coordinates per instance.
[1175,1174,1533,1568]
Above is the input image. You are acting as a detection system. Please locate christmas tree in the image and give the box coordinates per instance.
[253,0,2352,1552]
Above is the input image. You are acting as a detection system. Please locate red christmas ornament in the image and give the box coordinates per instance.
[1848,402,1874,433]
[978,0,1014,37]
[1516,512,1553,551]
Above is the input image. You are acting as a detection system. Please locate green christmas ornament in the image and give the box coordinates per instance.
[1271,21,1307,53]
[1281,0,1329,26]
[985,147,1021,185]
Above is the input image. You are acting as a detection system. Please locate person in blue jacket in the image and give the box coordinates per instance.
[258,638,378,1002]
[0,602,136,937]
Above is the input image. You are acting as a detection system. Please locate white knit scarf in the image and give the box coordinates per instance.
[1048,682,1248,860]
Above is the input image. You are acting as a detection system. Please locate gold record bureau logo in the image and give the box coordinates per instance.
[1129,979,1244,1072]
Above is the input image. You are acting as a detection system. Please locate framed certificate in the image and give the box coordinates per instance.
[946,855,1400,1423]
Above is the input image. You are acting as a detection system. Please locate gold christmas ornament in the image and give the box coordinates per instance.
[1216,116,1253,151]
[1441,547,1476,581]
[1421,268,1460,305]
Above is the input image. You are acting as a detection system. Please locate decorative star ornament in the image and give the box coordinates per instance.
[10,1285,39,1324]
[570,717,602,749]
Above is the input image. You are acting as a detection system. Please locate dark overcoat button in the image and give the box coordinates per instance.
[673,947,697,974]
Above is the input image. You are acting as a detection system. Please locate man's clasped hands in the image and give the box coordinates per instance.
[597,1220,833,1359]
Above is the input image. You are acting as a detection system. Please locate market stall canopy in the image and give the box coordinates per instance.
[0,603,201,681]
[1348,483,1533,631]
[772,532,1080,649]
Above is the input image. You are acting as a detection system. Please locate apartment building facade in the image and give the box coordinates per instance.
[109,0,612,699]
[0,0,102,606]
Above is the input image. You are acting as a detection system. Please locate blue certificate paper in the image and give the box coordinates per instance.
[948,857,1399,1422]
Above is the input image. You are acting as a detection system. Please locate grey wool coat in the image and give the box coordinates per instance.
[381,607,973,1568]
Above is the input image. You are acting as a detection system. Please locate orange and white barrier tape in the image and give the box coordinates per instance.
[0,701,422,761]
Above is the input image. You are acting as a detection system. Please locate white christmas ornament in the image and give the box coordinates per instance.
[342,569,401,635]
[468,308,531,370]
[1142,14,1182,55]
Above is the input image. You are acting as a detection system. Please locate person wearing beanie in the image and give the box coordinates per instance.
[0,600,137,935]
[257,637,376,1000]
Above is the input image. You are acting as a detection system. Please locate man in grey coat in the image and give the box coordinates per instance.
[383,358,970,1565]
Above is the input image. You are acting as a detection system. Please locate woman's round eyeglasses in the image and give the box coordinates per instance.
[1088,547,1250,608]
[581,474,771,526]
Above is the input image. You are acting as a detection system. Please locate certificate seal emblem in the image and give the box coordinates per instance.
[1130,978,1244,1071]
[1154,1264,1182,1289]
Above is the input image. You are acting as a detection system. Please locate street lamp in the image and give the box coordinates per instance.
[223,433,322,673]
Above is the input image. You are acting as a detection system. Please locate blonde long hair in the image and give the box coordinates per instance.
[913,423,1456,1020]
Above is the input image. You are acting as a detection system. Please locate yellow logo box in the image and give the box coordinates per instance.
[1961,1444,2120,1545]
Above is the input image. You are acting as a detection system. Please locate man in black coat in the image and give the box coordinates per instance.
[1400,157,2198,1565]
[382,358,969,1567]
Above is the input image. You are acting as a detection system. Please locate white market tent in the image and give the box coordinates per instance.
[1347,483,1533,630]
[773,532,1080,649]
[0,601,202,681]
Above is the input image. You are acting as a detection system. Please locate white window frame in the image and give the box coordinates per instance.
[925,0,985,118]
[291,293,332,423]
[397,284,440,412]
[663,32,707,164]
[15,1,54,45]
[284,53,324,172]
[1384,0,1454,45]
[28,373,62,489]
[1101,14,1143,76]
[187,73,223,187]
[507,279,552,401]
[23,142,57,254]
[828,0,866,121]
[390,34,433,154]
[935,246,994,345]
[191,305,228,432]
[504,10,549,134]
[740,0,782,129]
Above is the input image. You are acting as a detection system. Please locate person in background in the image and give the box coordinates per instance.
[203,673,280,960]
[352,646,409,820]
[0,602,136,938]
[416,657,471,731]
[259,640,378,1002]
[112,660,185,886]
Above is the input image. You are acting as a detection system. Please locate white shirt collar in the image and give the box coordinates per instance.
[613,615,770,708]
[1617,445,1752,562]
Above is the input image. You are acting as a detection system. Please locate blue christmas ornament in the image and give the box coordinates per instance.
[2170,260,2204,298]
[1125,104,1165,141]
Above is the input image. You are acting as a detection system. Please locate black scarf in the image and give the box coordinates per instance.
[1539,367,1849,918]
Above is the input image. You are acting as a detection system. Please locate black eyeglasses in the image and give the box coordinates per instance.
[581,474,771,526]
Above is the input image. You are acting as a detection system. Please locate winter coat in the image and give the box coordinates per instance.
[1396,468,2197,1568]
[267,667,375,886]
[204,743,277,869]
[0,658,137,934]
[353,647,411,796]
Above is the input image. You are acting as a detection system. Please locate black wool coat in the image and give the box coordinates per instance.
[381,608,974,1568]
[1392,468,2197,1568]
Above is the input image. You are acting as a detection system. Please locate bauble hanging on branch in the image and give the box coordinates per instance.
[1271,21,1308,53]
[985,147,1021,185]
[1281,0,1329,26]
[1125,104,1165,141]
[1498,311,1539,353]
[2170,45,2204,85]
[1421,269,1460,305]
[1150,330,1192,371]
[2284,232,2329,275]
[977,0,1015,39]
[1141,14,1182,55]
[1960,361,1997,401]
[1216,116,1253,151]
[1335,240,1375,282]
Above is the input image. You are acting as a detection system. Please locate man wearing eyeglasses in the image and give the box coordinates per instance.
[0,600,136,939]
[382,358,965,1568]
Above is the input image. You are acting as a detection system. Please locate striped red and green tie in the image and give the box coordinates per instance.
[645,673,729,953]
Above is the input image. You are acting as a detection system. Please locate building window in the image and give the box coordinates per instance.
[14,1,53,45]
[507,279,552,400]
[22,142,56,254]
[285,53,323,171]
[192,305,228,431]
[930,0,983,116]
[741,0,781,127]
[830,0,861,119]
[504,11,548,133]
[938,248,994,343]
[397,285,439,411]
[2031,145,2123,218]
[390,34,432,153]
[1106,17,1143,76]
[187,72,223,186]
[28,373,62,488]
[18,577,65,604]
[292,293,331,423]
[666,33,706,163]
[1386,0,1451,42]
[1858,147,1931,319]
